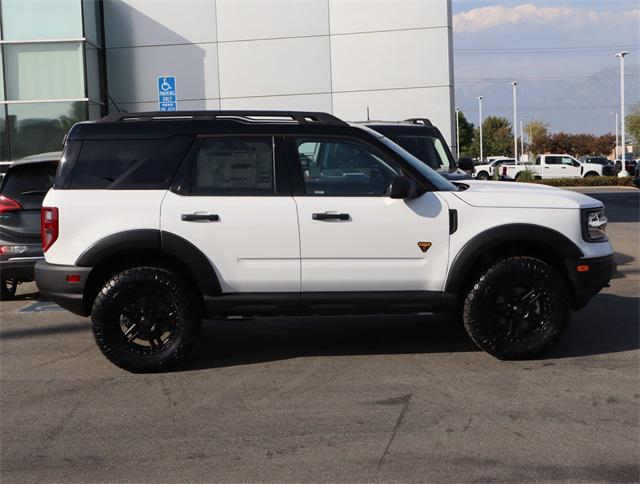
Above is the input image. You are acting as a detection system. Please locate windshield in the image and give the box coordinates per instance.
[379,136,458,191]
[389,134,456,173]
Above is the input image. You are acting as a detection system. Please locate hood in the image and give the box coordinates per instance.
[452,180,603,209]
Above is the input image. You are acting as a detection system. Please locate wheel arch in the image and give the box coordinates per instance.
[77,229,221,314]
[445,224,584,294]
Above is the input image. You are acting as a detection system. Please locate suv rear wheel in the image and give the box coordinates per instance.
[91,267,201,373]
[462,256,570,360]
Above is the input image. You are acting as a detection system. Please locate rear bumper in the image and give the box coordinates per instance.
[566,254,617,310]
[0,257,43,281]
[34,261,92,316]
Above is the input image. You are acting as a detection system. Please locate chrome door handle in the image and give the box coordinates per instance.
[181,213,219,222]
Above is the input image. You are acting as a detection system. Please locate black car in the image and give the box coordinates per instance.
[361,119,472,180]
[614,159,637,173]
[633,163,640,189]
[0,152,60,299]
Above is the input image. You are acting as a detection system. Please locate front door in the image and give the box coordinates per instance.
[289,136,450,293]
[161,136,300,293]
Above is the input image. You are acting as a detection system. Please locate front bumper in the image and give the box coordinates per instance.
[566,254,617,310]
[34,261,92,316]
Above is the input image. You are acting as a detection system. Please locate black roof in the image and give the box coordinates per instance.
[68,110,362,141]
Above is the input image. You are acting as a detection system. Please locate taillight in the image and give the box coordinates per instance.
[41,207,59,252]
[0,195,22,213]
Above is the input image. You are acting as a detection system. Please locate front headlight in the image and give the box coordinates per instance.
[581,208,608,242]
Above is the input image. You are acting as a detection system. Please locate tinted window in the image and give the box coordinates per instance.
[0,161,57,209]
[71,136,191,189]
[187,137,274,196]
[545,156,560,165]
[295,138,400,196]
[392,135,453,172]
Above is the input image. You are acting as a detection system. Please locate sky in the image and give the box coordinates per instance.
[452,0,640,135]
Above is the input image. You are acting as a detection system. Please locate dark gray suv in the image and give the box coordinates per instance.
[0,152,59,299]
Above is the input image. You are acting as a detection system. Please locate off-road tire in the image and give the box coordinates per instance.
[91,267,201,373]
[476,171,490,180]
[462,256,570,360]
[1,279,18,300]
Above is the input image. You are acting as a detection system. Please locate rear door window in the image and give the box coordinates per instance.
[0,162,58,209]
[183,137,275,196]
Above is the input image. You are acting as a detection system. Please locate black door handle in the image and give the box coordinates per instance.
[181,213,219,222]
[312,213,350,221]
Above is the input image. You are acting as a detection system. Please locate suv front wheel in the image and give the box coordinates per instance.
[462,256,570,360]
[91,267,201,372]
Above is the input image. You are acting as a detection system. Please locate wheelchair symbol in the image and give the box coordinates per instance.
[160,78,172,91]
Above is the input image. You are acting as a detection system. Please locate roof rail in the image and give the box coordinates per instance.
[97,110,348,126]
[404,118,433,126]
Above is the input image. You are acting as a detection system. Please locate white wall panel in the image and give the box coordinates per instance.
[329,0,449,34]
[218,37,331,98]
[332,86,453,144]
[216,0,328,41]
[331,28,451,92]
[117,99,221,112]
[221,93,332,112]
[106,44,220,104]
[104,0,217,48]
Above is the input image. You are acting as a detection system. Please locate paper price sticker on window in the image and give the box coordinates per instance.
[158,76,177,111]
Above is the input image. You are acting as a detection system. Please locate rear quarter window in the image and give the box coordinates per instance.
[69,135,193,189]
[1,162,58,209]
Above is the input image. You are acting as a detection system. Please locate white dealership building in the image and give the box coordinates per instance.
[104,0,456,147]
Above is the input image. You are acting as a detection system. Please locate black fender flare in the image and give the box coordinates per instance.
[75,229,221,295]
[445,223,584,293]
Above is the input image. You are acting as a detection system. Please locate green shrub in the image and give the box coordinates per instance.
[514,169,535,183]
[515,176,633,187]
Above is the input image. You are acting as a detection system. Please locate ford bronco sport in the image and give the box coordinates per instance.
[35,111,616,372]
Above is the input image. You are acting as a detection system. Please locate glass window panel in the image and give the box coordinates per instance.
[0,50,4,100]
[295,138,400,196]
[190,138,274,195]
[7,101,87,160]
[82,0,102,46]
[85,43,103,102]
[0,107,8,162]
[5,42,85,100]
[1,0,82,41]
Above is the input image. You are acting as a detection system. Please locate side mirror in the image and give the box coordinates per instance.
[390,176,424,199]
[457,157,475,172]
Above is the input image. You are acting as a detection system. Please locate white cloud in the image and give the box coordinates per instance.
[454,3,640,33]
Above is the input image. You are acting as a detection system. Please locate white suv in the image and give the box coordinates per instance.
[35,111,616,372]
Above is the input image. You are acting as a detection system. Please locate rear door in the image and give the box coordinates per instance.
[161,135,300,293]
[0,161,58,248]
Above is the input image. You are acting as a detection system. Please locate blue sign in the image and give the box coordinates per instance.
[158,76,177,111]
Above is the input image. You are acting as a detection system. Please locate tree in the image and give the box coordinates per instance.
[626,103,640,145]
[523,120,549,157]
[471,116,513,159]
[457,111,475,156]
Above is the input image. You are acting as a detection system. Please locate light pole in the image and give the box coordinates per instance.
[455,107,460,160]
[616,51,629,176]
[520,118,524,161]
[511,81,518,162]
[610,112,619,158]
[477,96,483,163]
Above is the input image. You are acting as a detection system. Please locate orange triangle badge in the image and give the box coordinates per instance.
[417,242,432,253]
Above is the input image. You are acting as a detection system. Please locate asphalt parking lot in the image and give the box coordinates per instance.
[1,187,638,482]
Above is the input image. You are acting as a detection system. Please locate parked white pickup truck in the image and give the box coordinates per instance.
[503,154,616,180]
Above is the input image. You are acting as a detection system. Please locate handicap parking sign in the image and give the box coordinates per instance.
[158,76,177,111]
